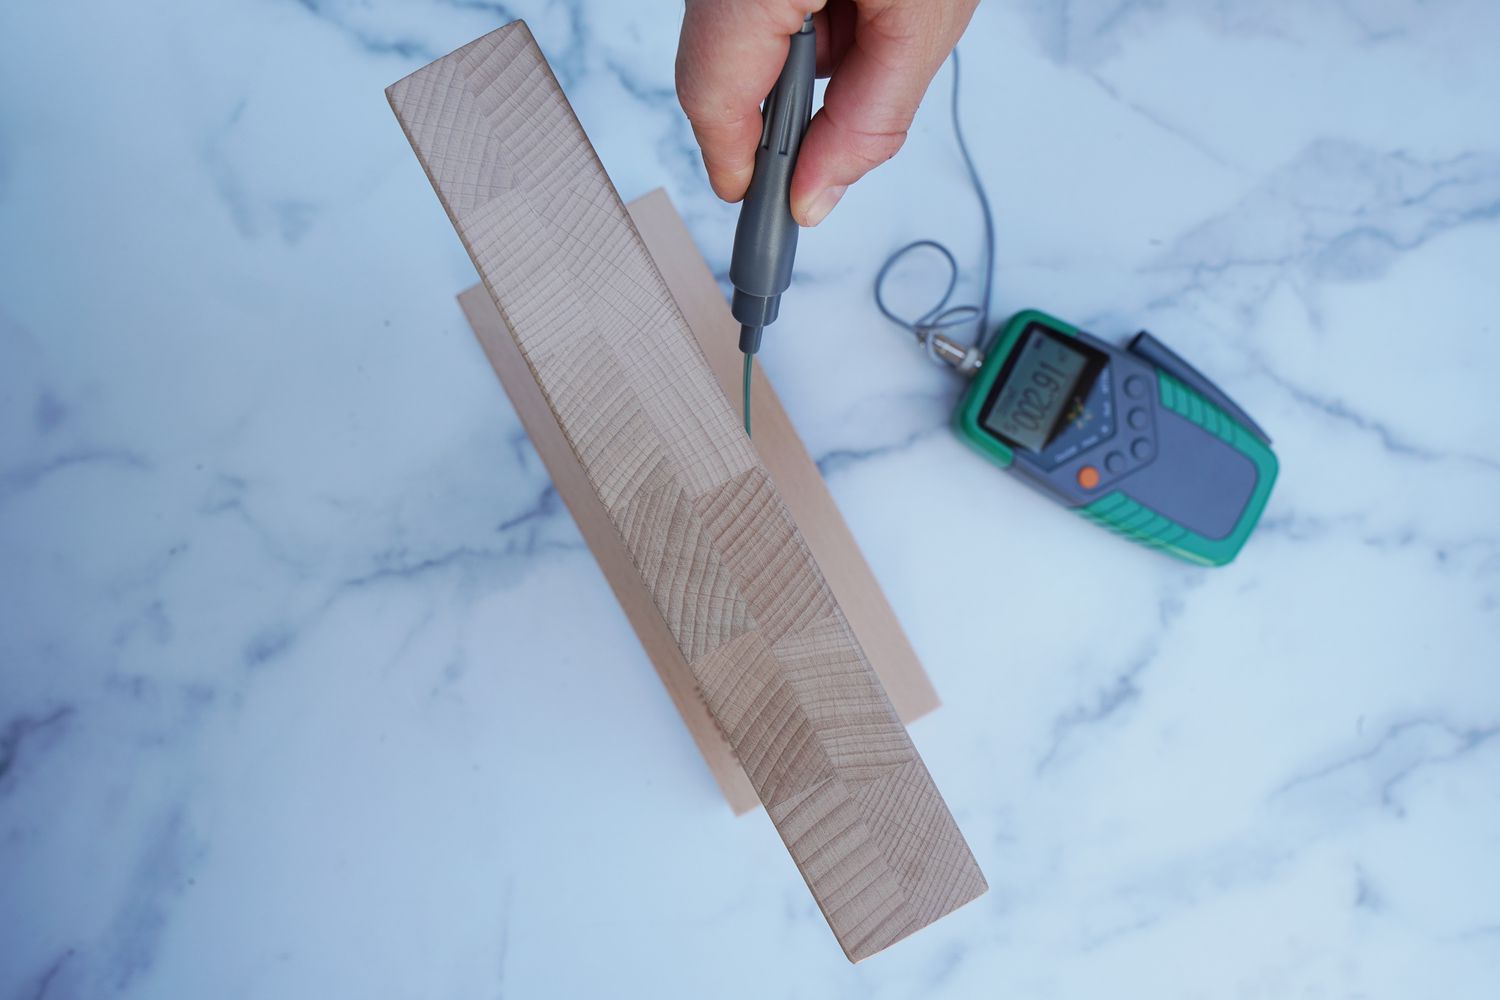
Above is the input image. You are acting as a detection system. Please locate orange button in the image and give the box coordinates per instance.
[1077,465,1101,490]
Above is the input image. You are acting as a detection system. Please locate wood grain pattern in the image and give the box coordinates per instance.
[459,191,938,816]
[623,190,940,723]
[390,22,985,960]
[460,278,759,813]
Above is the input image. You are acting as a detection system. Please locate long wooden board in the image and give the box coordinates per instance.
[624,190,941,723]
[458,189,938,816]
[389,22,985,961]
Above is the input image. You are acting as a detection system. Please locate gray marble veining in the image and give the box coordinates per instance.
[1,0,1497,996]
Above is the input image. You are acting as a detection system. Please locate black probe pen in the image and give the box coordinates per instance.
[730,15,817,356]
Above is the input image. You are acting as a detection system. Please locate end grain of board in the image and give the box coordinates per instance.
[388,22,986,960]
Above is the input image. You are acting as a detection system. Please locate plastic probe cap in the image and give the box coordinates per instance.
[730,15,816,354]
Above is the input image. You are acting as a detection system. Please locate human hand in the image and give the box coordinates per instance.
[676,0,979,227]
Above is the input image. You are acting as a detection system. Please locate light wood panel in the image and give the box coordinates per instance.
[625,189,940,722]
[390,22,985,960]
[459,190,939,816]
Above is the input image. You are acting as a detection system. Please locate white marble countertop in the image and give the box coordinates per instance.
[3,1,1498,996]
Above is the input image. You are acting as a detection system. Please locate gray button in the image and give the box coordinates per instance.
[1105,451,1125,474]
[1131,437,1153,460]
[1128,407,1149,430]
[1125,375,1147,398]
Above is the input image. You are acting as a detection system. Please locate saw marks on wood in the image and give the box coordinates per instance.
[389,21,985,960]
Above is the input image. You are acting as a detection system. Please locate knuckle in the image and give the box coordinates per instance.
[826,115,910,169]
[851,127,909,166]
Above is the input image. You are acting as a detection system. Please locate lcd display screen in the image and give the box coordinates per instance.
[983,328,1090,451]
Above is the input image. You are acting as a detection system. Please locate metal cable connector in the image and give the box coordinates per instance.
[926,333,984,376]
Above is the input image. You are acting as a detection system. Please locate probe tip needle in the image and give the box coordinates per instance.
[741,351,754,438]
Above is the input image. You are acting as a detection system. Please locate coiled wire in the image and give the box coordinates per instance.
[873,49,996,366]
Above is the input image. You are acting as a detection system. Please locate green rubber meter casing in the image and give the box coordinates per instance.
[954,310,1277,566]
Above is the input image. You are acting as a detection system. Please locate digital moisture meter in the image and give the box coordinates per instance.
[954,310,1277,565]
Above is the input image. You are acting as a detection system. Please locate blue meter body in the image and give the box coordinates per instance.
[954,310,1278,565]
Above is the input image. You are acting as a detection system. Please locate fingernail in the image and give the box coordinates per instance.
[798,184,847,227]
